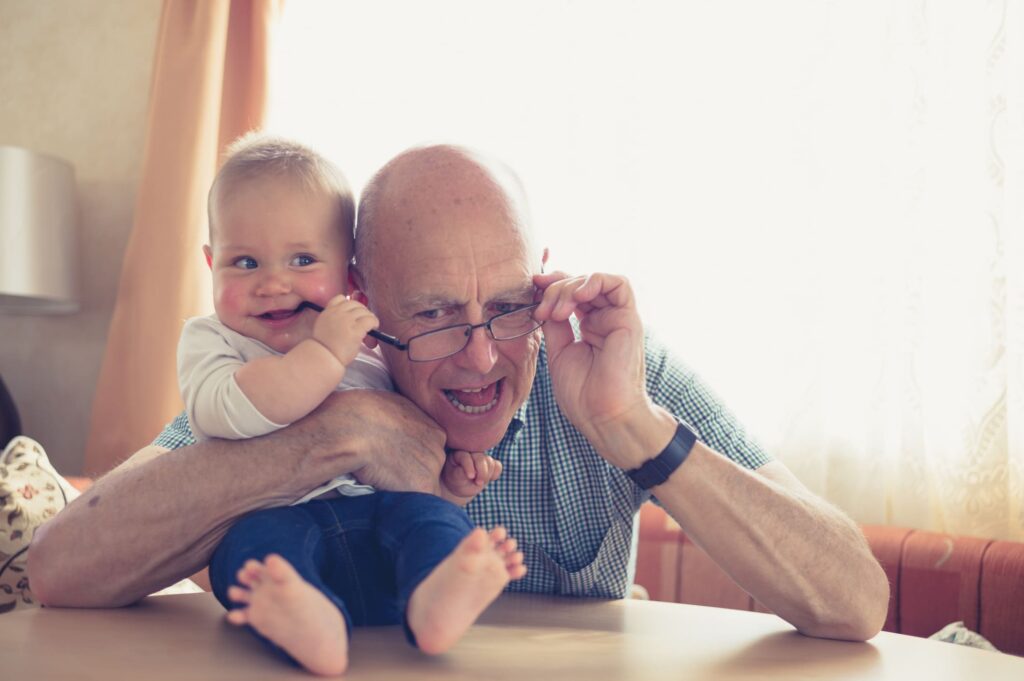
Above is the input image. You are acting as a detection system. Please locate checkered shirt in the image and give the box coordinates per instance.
[153,333,771,598]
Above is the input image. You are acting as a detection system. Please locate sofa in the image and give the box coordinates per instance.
[634,503,1024,656]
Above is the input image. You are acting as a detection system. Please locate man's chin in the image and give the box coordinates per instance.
[434,413,510,453]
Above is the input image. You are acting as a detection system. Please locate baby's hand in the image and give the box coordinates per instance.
[439,451,503,506]
[312,296,379,367]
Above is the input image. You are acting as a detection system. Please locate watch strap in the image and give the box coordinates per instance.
[625,421,698,489]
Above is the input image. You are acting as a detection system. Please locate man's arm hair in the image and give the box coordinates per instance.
[27,390,446,607]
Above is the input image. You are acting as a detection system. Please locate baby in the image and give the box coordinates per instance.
[177,133,525,675]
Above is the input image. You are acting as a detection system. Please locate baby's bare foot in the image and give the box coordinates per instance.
[407,526,527,655]
[226,555,348,676]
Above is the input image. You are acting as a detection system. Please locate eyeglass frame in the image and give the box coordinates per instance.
[372,302,543,362]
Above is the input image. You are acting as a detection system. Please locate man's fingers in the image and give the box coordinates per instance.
[541,317,576,362]
[535,273,634,323]
[533,271,571,291]
[573,273,633,309]
[535,275,585,321]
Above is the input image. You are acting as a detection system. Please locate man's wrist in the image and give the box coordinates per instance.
[625,420,699,489]
[586,402,679,470]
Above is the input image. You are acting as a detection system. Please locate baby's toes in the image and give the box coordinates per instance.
[225,607,250,626]
[236,559,265,588]
[227,584,252,604]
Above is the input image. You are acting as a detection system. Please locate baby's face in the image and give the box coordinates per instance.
[206,176,350,354]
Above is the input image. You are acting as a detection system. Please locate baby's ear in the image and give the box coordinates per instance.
[202,245,213,270]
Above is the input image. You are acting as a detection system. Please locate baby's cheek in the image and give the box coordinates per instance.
[214,281,248,317]
[307,275,345,303]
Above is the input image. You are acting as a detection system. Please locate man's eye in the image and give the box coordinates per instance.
[291,254,316,267]
[416,308,450,322]
[491,302,527,315]
[233,256,258,270]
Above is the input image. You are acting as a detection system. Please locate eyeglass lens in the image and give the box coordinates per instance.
[408,305,540,361]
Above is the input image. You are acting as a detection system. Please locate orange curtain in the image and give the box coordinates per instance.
[84,0,282,476]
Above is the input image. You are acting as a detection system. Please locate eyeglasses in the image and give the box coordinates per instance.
[297,300,543,362]
[382,303,543,361]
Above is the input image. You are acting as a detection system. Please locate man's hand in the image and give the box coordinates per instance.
[439,451,503,506]
[532,272,676,469]
[317,390,448,494]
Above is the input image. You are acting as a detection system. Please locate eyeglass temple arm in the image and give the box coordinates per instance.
[296,301,407,350]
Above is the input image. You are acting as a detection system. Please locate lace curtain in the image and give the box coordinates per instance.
[267,1,1023,540]
[753,1,1024,542]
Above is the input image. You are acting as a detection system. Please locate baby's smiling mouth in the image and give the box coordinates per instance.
[258,307,300,321]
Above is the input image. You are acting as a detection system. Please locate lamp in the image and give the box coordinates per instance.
[0,146,79,313]
[0,146,79,444]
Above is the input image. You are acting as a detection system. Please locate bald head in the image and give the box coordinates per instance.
[355,145,538,292]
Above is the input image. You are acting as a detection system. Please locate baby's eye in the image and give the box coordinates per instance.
[291,254,316,267]
[233,256,258,270]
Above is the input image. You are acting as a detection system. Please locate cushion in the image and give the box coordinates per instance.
[979,540,1024,656]
[899,530,990,637]
[862,525,914,632]
[0,436,201,615]
[0,436,81,614]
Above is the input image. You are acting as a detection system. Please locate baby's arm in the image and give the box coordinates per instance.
[438,451,503,507]
[235,297,379,425]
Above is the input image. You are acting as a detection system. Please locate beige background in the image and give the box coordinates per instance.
[0,0,163,473]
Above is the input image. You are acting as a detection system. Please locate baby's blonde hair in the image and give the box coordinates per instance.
[208,132,355,250]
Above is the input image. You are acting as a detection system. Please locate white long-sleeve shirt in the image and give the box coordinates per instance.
[177,315,393,504]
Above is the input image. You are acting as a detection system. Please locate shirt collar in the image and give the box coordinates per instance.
[498,338,547,445]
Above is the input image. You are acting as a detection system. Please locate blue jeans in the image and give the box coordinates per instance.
[208,491,474,661]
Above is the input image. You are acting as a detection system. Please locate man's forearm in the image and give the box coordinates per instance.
[652,444,889,641]
[27,425,353,608]
[28,389,447,608]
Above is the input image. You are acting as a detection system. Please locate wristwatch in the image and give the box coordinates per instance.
[625,420,699,489]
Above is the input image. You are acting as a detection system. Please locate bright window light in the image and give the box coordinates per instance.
[266,0,1013,488]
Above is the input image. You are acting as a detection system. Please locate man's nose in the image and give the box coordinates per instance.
[255,268,291,296]
[455,325,499,374]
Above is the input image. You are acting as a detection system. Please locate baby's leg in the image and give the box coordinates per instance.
[227,554,349,677]
[210,505,352,676]
[406,526,526,655]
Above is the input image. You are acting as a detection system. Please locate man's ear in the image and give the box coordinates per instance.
[348,265,368,305]
[202,245,213,270]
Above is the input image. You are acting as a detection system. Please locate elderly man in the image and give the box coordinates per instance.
[29,145,888,641]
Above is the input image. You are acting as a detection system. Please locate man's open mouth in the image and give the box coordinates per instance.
[443,380,501,414]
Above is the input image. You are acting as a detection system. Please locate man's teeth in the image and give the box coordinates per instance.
[445,388,499,414]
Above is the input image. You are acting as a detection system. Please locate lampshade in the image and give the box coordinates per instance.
[0,146,79,313]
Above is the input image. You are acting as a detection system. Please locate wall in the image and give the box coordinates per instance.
[0,0,163,473]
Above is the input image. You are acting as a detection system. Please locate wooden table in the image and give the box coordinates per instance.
[2,592,1021,680]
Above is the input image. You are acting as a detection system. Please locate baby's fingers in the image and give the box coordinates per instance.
[470,452,503,483]
[450,450,478,481]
